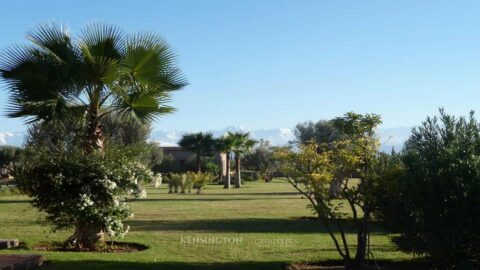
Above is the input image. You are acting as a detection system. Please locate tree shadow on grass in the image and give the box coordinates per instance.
[42,259,434,270]
[128,197,300,202]
[295,258,434,270]
[199,192,301,196]
[0,199,31,204]
[42,260,285,270]
[142,191,301,197]
[127,218,389,234]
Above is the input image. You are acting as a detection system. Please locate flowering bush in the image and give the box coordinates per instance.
[16,145,154,249]
[153,173,163,188]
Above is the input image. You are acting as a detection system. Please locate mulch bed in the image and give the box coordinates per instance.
[33,241,148,253]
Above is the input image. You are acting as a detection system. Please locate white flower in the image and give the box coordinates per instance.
[154,173,162,188]
[78,194,94,210]
[139,189,147,198]
[101,178,117,190]
[133,188,147,198]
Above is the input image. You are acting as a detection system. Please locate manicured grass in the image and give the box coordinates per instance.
[0,179,414,269]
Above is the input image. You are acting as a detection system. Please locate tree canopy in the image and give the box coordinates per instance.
[0,22,186,151]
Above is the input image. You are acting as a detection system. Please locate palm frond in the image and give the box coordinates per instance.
[80,56,120,85]
[179,132,216,155]
[113,88,175,126]
[26,22,84,97]
[79,22,125,84]
[122,32,187,90]
[26,22,78,65]
[6,96,71,124]
[0,45,77,123]
[1,22,186,128]
[79,22,126,59]
[226,131,258,155]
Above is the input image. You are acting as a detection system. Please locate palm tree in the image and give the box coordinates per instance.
[216,136,236,189]
[0,22,186,153]
[178,132,216,172]
[228,132,257,188]
[0,22,186,245]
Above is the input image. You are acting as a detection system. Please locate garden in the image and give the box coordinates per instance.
[0,21,479,270]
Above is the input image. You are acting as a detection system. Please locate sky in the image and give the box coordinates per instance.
[1,0,480,132]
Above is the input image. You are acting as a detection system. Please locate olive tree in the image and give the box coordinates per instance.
[377,110,480,269]
[276,112,382,270]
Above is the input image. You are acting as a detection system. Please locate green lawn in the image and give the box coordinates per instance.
[0,179,414,269]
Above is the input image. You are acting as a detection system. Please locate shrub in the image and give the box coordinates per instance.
[167,172,215,194]
[202,158,220,177]
[377,110,480,268]
[242,140,279,180]
[187,172,216,194]
[16,145,154,249]
[166,173,180,193]
[153,173,163,188]
[0,185,21,196]
[159,154,182,173]
[0,145,24,177]
[166,173,192,193]
[241,170,261,181]
[178,173,194,193]
[275,112,382,270]
[371,151,405,233]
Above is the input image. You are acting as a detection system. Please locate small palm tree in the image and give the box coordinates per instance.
[0,22,186,246]
[216,136,236,189]
[178,132,216,172]
[0,22,186,152]
[228,132,257,188]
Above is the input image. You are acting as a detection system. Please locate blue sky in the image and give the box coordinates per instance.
[1,0,480,132]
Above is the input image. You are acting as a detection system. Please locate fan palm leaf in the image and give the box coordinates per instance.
[179,132,216,172]
[0,22,187,151]
[226,132,257,188]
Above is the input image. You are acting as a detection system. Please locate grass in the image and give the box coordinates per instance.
[0,179,415,270]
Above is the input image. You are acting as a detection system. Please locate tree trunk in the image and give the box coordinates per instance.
[64,222,104,250]
[224,154,231,189]
[196,153,202,173]
[76,107,105,249]
[86,108,105,152]
[328,176,342,198]
[235,155,241,188]
[353,212,370,269]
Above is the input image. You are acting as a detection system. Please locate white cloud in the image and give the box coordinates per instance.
[0,132,25,146]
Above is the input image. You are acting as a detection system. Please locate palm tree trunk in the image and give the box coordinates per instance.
[219,155,224,183]
[224,154,231,189]
[76,105,105,249]
[86,106,105,153]
[196,153,202,173]
[235,155,241,188]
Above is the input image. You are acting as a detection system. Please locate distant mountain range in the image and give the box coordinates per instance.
[377,127,413,152]
[150,126,296,147]
[150,126,412,152]
[0,126,412,152]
